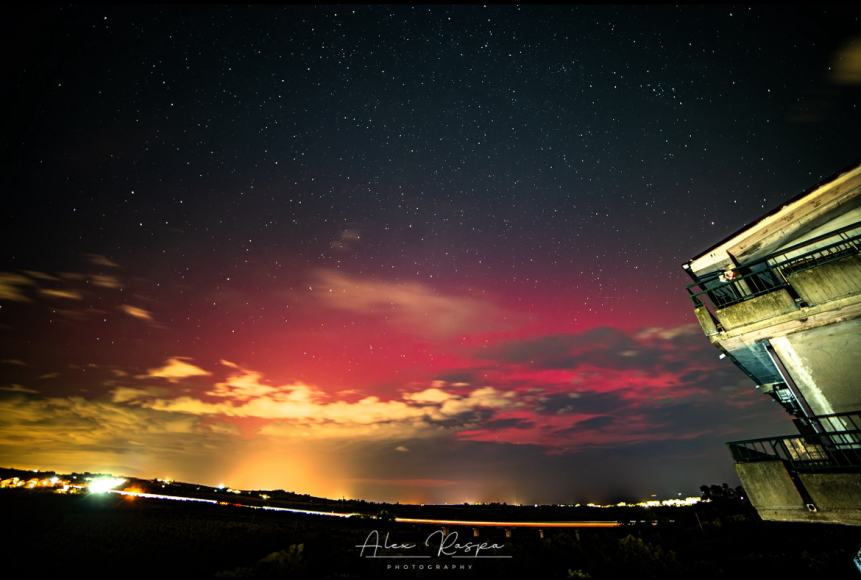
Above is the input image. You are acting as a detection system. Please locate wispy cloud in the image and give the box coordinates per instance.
[85,254,120,268]
[311,268,510,338]
[118,304,153,321]
[0,384,39,394]
[0,273,34,302]
[38,288,83,300]
[831,36,861,84]
[93,275,122,289]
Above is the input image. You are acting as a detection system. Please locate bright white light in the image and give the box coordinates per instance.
[88,477,126,494]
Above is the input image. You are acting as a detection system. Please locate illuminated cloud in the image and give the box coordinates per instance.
[403,387,451,404]
[0,384,38,394]
[0,321,791,501]
[104,359,520,440]
[0,393,243,483]
[38,288,83,300]
[0,273,34,302]
[22,270,60,282]
[93,274,123,289]
[118,304,153,321]
[207,363,285,400]
[311,268,509,338]
[142,357,212,382]
[110,386,169,403]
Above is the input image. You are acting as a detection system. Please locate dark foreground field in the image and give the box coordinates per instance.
[2,490,859,578]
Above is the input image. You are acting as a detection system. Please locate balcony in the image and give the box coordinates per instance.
[687,222,861,332]
[727,411,861,525]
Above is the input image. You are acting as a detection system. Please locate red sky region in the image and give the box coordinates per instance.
[5,4,861,505]
[0,258,790,503]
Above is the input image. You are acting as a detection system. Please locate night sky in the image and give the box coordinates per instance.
[2,5,861,503]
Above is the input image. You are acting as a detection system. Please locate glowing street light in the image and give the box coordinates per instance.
[88,477,126,494]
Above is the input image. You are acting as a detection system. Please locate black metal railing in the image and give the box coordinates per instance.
[687,221,861,312]
[727,411,861,473]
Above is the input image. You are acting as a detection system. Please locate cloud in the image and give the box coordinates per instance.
[329,228,362,251]
[0,393,242,482]
[0,265,132,319]
[207,365,304,400]
[110,386,170,404]
[86,254,120,268]
[0,273,34,302]
[445,322,792,449]
[118,304,153,321]
[142,382,516,429]
[311,268,510,338]
[0,320,793,500]
[0,359,28,367]
[0,395,202,448]
[22,271,60,282]
[100,359,519,441]
[0,384,39,394]
[38,288,83,300]
[93,275,122,289]
[141,357,211,382]
[97,325,771,451]
[831,36,861,84]
[477,323,709,375]
[537,391,630,416]
[403,387,451,404]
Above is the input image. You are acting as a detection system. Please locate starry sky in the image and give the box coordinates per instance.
[2,5,861,503]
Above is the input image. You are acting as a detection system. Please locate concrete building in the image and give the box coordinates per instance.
[683,162,861,525]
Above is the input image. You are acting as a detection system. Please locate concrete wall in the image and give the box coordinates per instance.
[787,253,861,306]
[693,305,719,336]
[736,461,806,512]
[770,318,861,415]
[800,472,861,511]
[737,460,861,525]
[715,289,798,330]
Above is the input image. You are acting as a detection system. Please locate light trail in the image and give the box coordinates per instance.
[394,517,621,528]
[110,490,218,504]
[108,490,623,527]
[255,504,357,518]
[110,489,358,517]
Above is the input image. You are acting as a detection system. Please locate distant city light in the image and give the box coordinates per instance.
[88,477,126,494]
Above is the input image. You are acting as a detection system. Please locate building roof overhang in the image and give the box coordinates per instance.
[684,162,861,277]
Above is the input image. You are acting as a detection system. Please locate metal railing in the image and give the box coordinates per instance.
[727,411,861,473]
[687,221,861,312]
